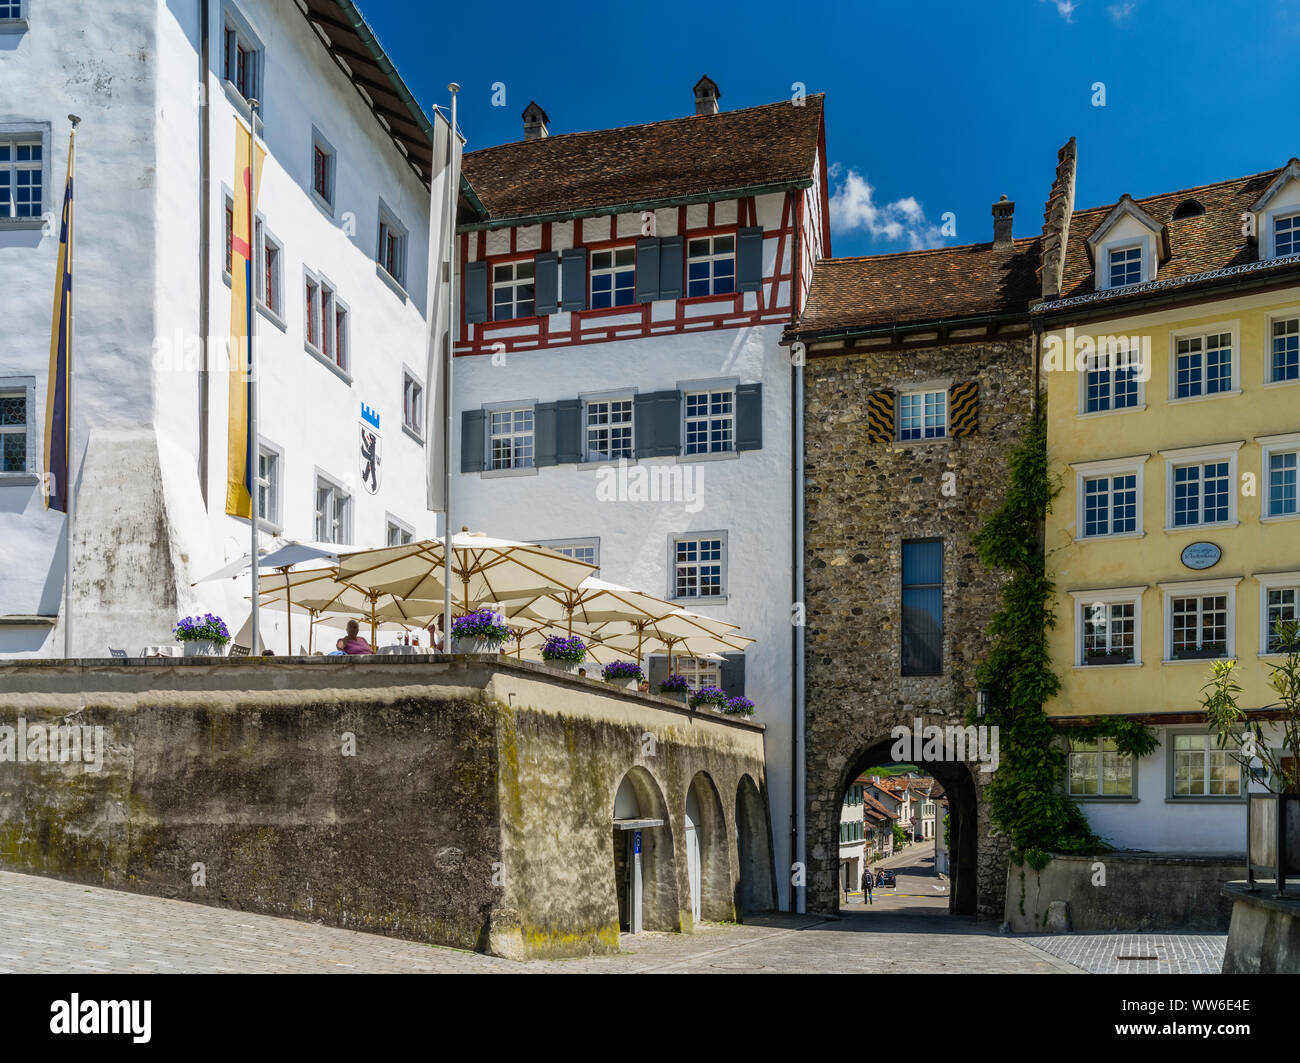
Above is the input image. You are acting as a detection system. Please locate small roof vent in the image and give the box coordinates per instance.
[1171,198,1205,220]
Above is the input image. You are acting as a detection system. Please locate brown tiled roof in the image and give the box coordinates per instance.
[862,793,898,820]
[460,96,825,223]
[790,237,1041,337]
[1059,167,1284,298]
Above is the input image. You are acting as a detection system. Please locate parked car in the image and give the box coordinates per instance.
[876,869,897,888]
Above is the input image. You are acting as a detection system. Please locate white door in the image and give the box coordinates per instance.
[685,790,702,923]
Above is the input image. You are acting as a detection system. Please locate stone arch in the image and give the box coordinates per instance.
[684,771,731,924]
[611,766,679,932]
[734,773,775,916]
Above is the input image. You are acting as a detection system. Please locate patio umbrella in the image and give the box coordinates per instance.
[254,566,437,648]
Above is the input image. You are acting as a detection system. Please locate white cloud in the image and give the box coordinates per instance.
[828,169,945,250]
[1045,0,1078,21]
[1108,1,1135,20]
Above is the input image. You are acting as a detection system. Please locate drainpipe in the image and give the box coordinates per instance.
[790,191,806,914]
[197,0,211,505]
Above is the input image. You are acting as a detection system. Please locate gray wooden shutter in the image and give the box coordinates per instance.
[658,235,683,300]
[464,260,489,324]
[649,389,683,457]
[648,655,669,691]
[534,251,560,316]
[735,382,762,451]
[534,401,558,467]
[737,227,764,292]
[555,398,583,463]
[720,653,746,699]
[560,248,587,311]
[635,237,660,302]
[460,409,487,472]
[633,392,658,458]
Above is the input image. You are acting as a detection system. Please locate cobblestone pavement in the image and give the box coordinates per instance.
[1015,932,1228,974]
[0,870,1079,974]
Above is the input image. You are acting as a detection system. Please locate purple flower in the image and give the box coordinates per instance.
[659,674,691,694]
[602,661,644,682]
[541,635,586,663]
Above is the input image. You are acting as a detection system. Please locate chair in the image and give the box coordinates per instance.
[229,644,251,657]
[109,648,128,659]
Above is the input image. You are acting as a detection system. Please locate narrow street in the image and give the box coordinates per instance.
[843,842,950,914]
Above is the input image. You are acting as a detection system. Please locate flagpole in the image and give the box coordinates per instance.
[64,114,79,659]
[442,84,459,652]
[248,100,261,655]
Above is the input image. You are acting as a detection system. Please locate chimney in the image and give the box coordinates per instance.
[992,195,1015,248]
[693,75,720,116]
[522,101,549,141]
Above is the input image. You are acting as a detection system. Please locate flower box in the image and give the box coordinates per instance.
[1084,651,1133,666]
[688,685,728,712]
[541,635,586,672]
[1174,644,1227,661]
[602,661,644,690]
[450,610,513,653]
[174,614,230,657]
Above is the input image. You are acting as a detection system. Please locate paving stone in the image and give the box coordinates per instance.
[1016,931,1228,974]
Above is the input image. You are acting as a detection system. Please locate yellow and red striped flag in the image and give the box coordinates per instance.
[43,126,75,512]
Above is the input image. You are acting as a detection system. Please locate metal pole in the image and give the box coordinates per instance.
[247,101,261,655]
[64,114,80,659]
[442,84,459,652]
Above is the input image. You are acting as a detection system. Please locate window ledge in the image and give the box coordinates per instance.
[223,81,256,122]
[0,17,29,33]
[1164,796,1246,804]
[1068,795,1139,803]
[376,263,408,302]
[1161,656,1236,665]
[0,472,39,487]
[671,596,730,606]
[1074,531,1145,544]
[305,344,351,385]
[1164,520,1239,533]
[889,437,950,449]
[577,457,638,472]
[256,301,287,333]
[677,449,739,463]
[1077,404,1147,419]
[1072,661,1144,670]
[481,466,538,479]
[309,188,335,218]
[1168,389,1243,405]
[401,423,425,446]
[1260,512,1300,524]
[258,518,283,537]
[1262,377,1300,389]
[0,217,43,230]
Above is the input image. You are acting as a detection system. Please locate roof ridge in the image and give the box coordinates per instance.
[818,236,1039,264]
[1072,165,1285,217]
[466,94,824,156]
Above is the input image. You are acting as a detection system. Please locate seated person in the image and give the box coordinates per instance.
[336,620,373,656]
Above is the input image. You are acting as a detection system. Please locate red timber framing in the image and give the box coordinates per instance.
[454,195,800,357]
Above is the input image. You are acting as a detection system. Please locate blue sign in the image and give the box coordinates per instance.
[1181,542,1221,570]
[634,831,642,854]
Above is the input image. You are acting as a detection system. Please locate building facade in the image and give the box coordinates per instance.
[0,0,439,657]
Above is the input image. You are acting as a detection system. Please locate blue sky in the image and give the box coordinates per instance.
[361,0,1300,258]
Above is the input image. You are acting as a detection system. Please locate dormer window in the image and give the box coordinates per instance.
[1276,212,1300,258]
[1249,158,1300,261]
[1108,246,1142,288]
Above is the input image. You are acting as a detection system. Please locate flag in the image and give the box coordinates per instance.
[424,107,463,513]
[43,128,75,513]
[226,117,266,519]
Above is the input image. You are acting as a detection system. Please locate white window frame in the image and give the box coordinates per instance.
[897,388,948,441]
[668,654,721,690]
[221,2,264,113]
[303,268,322,354]
[1159,441,1241,531]
[253,214,284,323]
[385,514,415,547]
[310,126,336,214]
[1265,308,1300,386]
[1168,729,1244,801]
[1071,454,1148,542]
[376,200,408,292]
[1168,323,1240,402]
[682,386,736,456]
[1106,243,1144,288]
[1070,586,1145,668]
[0,375,36,483]
[686,233,737,298]
[536,537,600,573]
[491,258,536,321]
[255,438,283,533]
[486,403,535,472]
[1067,737,1136,799]
[313,472,352,545]
[1271,210,1300,260]
[1258,431,1300,522]
[402,368,425,443]
[0,0,28,30]
[1159,576,1240,664]
[1255,571,1300,656]
[0,122,49,228]
[583,395,635,462]
[589,245,637,309]
[670,531,727,601]
[1077,343,1146,416]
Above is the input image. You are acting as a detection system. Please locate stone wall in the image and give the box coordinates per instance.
[0,655,772,958]
[802,337,1035,916]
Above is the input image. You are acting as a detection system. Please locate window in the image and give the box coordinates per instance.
[590,247,635,308]
[671,655,720,690]
[1271,318,1299,383]
[1171,460,1230,526]
[223,194,234,276]
[686,234,736,297]
[255,444,280,529]
[673,536,725,599]
[0,386,30,474]
[1275,213,1300,258]
[320,281,337,363]
[902,540,943,675]
[377,206,407,287]
[403,371,424,438]
[254,218,282,317]
[333,300,349,372]
[0,138,42,219]
[1268,449,1298,518]
[386,517,414,547]
[1265,586,1299,653]
[1082,347,1142,413]
[538,539,600,571]
[898,389,947,440]
[1081,472,1138,537]
[1108,245,1142,287]
[305,275,320,349]
[1172,734,1241,798]
[0,1,25,20]
[222,10,261,106]
[1079,596,1138,665]
[1170,594,1228,660]
[314,476,351,544]
[492,259,535,320]
[585,398,633,461]
[1068,738,1134,797]
[311,128,335,209]
[1173,331,1233,398]
[684,389,734,455]
[489,408,534,470]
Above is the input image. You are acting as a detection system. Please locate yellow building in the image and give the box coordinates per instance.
[1036,150,1300,852]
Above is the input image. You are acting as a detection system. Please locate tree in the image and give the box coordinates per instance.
[892,823,908,850]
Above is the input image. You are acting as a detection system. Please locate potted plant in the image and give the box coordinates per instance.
[1176,641,1227,661]
[541,635,586,674]
[601,661,644,691]
[1203,620,1300,888]
[174,613,230,657]
[724,695,755,717]
[688,685,728,712]
[1084,647,1133,666]
[451,610,513,654]
[659,673,691,704]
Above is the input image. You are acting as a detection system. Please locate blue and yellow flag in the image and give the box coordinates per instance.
[226,117,266,519]
[43,127,75,513]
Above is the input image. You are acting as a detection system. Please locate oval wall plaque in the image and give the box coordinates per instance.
[1181,542,1221,570]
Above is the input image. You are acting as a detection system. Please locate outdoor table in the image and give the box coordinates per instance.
[140,645,181,658]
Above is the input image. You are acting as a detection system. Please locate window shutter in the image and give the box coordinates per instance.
[534,251,560,316]
[866,389,895,443]
[560,248,587,311]
[534,401,558,467]
[720,653,746,699]
[555,398,583,464]
[460,409,487,472]
[737,227,764,292]
[633,392,658,458]
[735,382,763,451]
[633,389,682,457]
[648,655,669,691]
[464,260,489,324]
[658,235,683,300]
[949,380,979,437]
[635,237,661,302]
